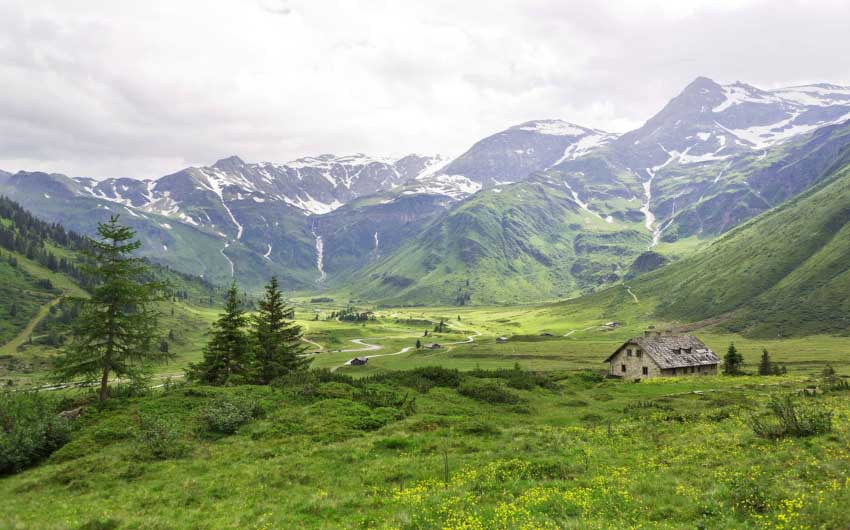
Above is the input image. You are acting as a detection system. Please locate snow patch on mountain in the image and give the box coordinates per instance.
[516,120,591,136]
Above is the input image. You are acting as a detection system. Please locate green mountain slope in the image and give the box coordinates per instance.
[0,196,222,359]
[625,157,850,337]
[353,175,651,305]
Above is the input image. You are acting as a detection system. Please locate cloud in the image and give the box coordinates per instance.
[0,0,848,179]
[259,0,292,15]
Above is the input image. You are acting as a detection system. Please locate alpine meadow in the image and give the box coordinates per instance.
[3,2,850,529]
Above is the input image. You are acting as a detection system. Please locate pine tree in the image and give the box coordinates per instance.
[758,348,772,376]
[416,339,421,349]
[187,282,251,385]
[54,216,166,403]
[159,339,169,354]
[723,343,743,375]
[250,276,310,384]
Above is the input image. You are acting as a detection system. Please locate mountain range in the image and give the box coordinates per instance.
[2,77,850,305]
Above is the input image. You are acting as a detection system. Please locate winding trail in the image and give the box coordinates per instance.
[331,328,482,372]
[341,338,382,353]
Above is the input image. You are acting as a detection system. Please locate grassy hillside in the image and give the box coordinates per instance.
[353,176,650,306]
[625,159,850,337]
[0,196,227,385]
[3,371,850,529]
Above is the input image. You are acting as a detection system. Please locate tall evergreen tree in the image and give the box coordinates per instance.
[758,348,773,376]
[723,343,744,375]
[187,282,250,385]
[250,276,309,384]
[54,216,166,403]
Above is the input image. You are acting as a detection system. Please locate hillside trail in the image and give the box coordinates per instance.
[0,296,65,355]
[563,325,599,337]
[624,285,639,303]
[300,336,324,352]
[341,338,382,352]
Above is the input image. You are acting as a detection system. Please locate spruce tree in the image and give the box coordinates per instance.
[250,276,309,384]
[54,216,166,403]
[758,348,772,376]
[416,339,422,349]
[723,343,743,375]
[187,282,251,385]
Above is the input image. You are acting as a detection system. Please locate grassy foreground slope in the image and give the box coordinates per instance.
[3,371,850,529]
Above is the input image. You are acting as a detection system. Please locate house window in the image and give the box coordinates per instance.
[621,364,626,372]
[642,366,648,376]
[627,349,632,357]
[637,350,643,358]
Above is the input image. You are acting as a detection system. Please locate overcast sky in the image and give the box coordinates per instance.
[2,0,849,180]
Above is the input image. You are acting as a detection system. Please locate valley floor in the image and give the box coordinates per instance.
[3,300,850,529]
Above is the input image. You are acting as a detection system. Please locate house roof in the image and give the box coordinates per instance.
[604,334,720,369]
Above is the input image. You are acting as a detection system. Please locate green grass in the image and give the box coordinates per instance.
[2,371,850,529]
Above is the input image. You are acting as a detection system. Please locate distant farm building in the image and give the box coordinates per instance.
[350,357,369,366]
[496,336,509,343]
[604,330,719,379]
[425,343,442,350]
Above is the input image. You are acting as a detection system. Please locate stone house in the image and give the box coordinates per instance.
[604,330,720,379]
[350,357,368,366]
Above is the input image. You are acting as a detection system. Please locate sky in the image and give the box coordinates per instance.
[2,0,850,180]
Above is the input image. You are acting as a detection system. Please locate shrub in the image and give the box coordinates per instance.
[197,396,263,435]
[363,366,463,393]
[0,392,72,475]
[467,367,554,390]
[135,414,185,460]
[457,379,520,404]
[751,394,832,439]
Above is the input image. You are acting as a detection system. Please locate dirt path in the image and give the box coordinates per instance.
[444,329,482,345]
[332,329,482,372]
[563,325,598,337]
[0,296,64,355]
[301,336,324,352]
[341,338,382,353]
[624,285,639,303]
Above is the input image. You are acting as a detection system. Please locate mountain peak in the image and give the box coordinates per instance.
[212,155,247,170]
[511,119,594,136]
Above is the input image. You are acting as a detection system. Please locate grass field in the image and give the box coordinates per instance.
[3,370,850,529]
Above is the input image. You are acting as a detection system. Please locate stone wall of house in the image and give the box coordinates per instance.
[662,365,717,377]
[608,344,719,379]
[608,344,662,379]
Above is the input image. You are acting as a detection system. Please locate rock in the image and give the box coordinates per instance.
[58,406,84,421]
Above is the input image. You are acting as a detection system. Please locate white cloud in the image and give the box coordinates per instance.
[0,0,848,179]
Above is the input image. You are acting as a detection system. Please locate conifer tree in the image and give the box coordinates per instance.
[250,276,310,384]
[416,339,422,349]
[54,216,166,403]
[758,348,773,376]
[723,342,744,375]
[187,282,251,385]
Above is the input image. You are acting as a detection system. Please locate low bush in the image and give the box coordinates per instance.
[134,414,185,460]
[467,366,555,390]
[363,366,463,392]
[751,394,832,439]
[458,379,521,404]
[0,391,72,475]
[197,396,263,435]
